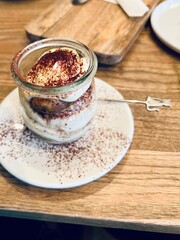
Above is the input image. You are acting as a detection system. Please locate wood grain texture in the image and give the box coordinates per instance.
[25,0,160,64]
[0,0,180,234]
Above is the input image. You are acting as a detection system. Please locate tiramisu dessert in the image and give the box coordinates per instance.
[12,39,97,143]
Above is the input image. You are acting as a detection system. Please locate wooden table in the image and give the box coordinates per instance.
[0,0,180,235]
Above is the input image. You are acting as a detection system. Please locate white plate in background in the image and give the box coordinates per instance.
[151,0,180,53]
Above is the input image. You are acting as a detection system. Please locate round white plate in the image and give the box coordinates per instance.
[0,78,134,189]
[151,0,180,53]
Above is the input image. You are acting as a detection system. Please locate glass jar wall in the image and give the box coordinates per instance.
[11,38,97,144]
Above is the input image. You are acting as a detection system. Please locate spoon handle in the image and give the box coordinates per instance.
[98,96,172,112]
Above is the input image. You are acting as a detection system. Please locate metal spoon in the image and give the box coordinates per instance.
[98,96,172,112]
[72,0,89,4]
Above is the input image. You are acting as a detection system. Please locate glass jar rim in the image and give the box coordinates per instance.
[11,38,97,93]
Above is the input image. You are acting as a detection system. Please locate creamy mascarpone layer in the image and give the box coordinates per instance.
[22,96,96,132]
[20,100,96,143]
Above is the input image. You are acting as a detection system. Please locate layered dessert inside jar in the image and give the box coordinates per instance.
[17,43,97,144]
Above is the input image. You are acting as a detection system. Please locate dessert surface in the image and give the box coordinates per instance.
[26,48,88,87]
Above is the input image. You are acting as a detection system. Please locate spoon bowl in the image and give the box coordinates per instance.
[72,0,89,5]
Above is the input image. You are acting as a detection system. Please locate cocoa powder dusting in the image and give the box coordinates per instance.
[0,118,129,185]
[26,49,86,87]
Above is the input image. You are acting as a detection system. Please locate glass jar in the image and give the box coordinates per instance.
[11,38,98,144]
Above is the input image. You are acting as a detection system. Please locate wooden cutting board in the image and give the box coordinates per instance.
[25,0,160,65]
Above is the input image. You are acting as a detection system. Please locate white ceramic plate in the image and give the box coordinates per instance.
[151,0,180,53]
[0,78,134,189]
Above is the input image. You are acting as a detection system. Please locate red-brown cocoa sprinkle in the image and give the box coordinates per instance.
[0,119,129,181]
[26,48,86,87]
